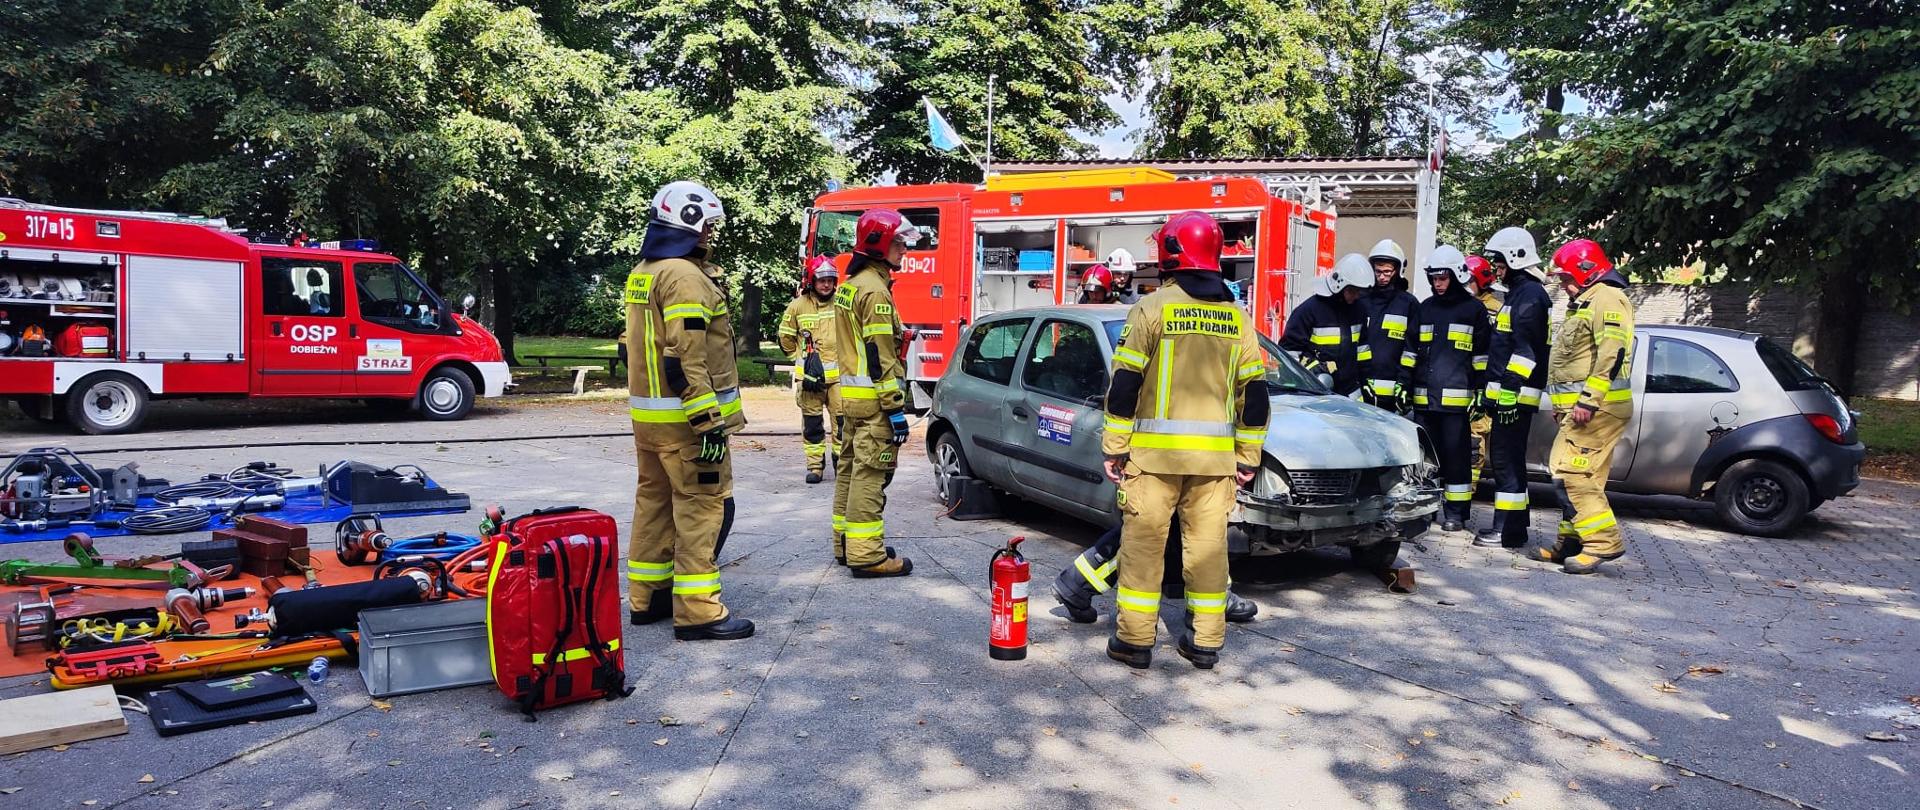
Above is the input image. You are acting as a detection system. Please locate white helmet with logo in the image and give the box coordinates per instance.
[650,180,726,233]
[1483,226,1543,277]
[1367,239,1407,274]
[1316,253,1372,298]
[1104,248,1136,280]
[1422,245,1473,287]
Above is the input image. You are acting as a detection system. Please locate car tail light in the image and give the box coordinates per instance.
[1804,413,1845,444]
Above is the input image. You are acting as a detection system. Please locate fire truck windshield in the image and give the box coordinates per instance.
[355,262,441,330]
[812,211,859,257]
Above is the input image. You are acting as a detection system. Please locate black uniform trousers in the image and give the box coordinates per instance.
[1487,416,1532,545]
[1417,410,1473,524]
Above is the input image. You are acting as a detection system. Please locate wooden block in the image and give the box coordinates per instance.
[0,685,127,755]
[236,515,307,547]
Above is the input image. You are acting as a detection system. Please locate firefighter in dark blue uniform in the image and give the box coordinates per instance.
[1357,240,1418,410]
[1280,254,1370,397]
[1409,246,1489,534]
[1475,227,1553,549]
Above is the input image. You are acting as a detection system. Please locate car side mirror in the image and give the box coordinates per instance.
[461,294,476,317]
[1316,372,1335,389]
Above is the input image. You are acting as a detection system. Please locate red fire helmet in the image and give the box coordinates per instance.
[1550,239,1615,288]
[1152,210,1223,273]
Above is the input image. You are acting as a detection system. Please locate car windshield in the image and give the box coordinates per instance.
[1754,336,1830,392]
[1100,320,1329,395]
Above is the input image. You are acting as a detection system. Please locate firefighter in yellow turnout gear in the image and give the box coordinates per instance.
[779,256,842,484]
[624,181,754,640]
[1101,211,1268,671]
[828,209,918,577]
[1534,239,1636,574]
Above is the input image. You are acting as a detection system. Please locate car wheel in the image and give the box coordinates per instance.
[1713,458,1810,537]
[1348,540,1403,572]
[416,367,476,421]
[14,396,64,424]
[931,430,973,507]
[65,373,149,435]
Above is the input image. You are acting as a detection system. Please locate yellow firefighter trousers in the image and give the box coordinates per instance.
[798,383,841,474]
[1548,410,1629,557]
[831,414,897,566]
[1470,413,1492,487]
[1112,469,1234,650]
[629,436,731,626]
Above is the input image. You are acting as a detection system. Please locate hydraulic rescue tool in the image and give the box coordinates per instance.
[334,513,393,564]
[0,533,224,589]
[988,536,1030,661]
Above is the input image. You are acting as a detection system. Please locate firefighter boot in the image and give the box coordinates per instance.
[1054,544,1117,624]
[1225,590,1258,623]
[1561,551,1623,575]
[1106,636,1152,669]
[673,615,756,641]
[630,589,670,626]
[1177,633,1220,670]
[1529,537,1582,564]
[850,548,913,578]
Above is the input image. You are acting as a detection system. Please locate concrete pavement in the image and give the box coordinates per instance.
[1,396,1914,809]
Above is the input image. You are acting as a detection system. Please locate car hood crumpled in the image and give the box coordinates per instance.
[1263,395,1425,469]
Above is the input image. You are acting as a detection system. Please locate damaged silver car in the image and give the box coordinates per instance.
[926,305,1439,570]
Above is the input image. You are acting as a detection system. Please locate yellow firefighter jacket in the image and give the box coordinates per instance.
[1547,279,1635,417]
[1102,285,1267,476]
[777,293,839,383]
[832,262,906,417]
[624,256,748,449]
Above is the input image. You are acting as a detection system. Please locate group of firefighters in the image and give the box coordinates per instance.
[617,179,1635,669]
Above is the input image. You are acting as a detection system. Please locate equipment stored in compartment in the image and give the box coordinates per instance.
[54,323,113,357]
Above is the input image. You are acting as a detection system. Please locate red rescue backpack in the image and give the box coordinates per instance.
[483,505,631,719]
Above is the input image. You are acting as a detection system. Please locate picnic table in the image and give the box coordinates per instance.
[520,354,620,395]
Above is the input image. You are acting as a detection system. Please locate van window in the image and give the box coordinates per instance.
[962,318,1031,385]
[1647,338,1737,394]
[261,258,344,317]
[356,262,440,329]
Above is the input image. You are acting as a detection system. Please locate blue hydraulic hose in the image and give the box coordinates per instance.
[377,532,484,562]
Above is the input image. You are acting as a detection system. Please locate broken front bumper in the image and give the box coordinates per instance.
[1229,486,1442,556]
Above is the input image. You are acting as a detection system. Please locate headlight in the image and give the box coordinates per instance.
[1255,459,1291,499]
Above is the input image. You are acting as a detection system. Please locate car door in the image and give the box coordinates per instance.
[945,316,1036,486]
[1007,317,1113,517]
[1619,336,1744,494]
[253,255,349,395]
[1526,337,1644,482]
[350,260,449,396]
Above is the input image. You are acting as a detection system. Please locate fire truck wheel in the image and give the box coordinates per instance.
[416,367,475,421]
[65,372,149,435]
[14,396,65,424]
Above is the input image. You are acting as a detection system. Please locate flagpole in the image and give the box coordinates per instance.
[984,73,996,182]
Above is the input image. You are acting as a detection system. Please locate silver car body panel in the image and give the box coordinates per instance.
[1265,395,1425,470]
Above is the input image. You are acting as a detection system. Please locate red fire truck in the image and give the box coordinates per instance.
[0,199,510,434]
[803,169,1336,408]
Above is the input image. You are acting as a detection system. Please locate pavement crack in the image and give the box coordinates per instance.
[688,558,833,810]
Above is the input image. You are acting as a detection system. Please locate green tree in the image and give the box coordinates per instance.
[1309,0,1490,155]
[1134,0,1331,157]
[853,0,1119,183]
[1531,0,1919,391]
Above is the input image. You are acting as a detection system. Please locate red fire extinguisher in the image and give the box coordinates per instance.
[989,536,1029,660]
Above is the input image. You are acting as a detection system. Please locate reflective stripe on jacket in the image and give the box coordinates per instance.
[1103,287,1266,476]
[1357,284,1418,398]
[778,294,840,382]
[625,256,748,449]
[1409,289,1489,413]
[1548,276,1635,416]
[1484,275,1551,412]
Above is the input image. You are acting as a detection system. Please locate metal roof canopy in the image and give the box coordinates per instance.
[990,157,1431,216]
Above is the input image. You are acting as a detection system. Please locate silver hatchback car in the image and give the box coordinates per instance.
[926,305,1440,570]
[1525,325,1864,536]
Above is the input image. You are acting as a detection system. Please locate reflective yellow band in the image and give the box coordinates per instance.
[1605,388,1632,402]
[1599,327,1631,342]
[1472,355,1488,371]
[663,303,707,321]
[876,378,901,394]
[682,391,718,411]
[1236,429,1267,444]
[1115,587,1160,613]
[1550,391,1580,406]
[862,323,892,338]
[1494,492,1529,510]
[1114,346,1149,369]
[1507,356,1537,376]
[1445,484,1472,502]
[1441,395,1473,407]
[1400,353,1417,367]
[1104,416,1134,435]
[1185,591,1227,614]
[1517,387,1542,407]
[1356,347,1374,361]
[832,513,846,531]
[1496,310,1512,332]
[1076,555,1118,592]
[627,560,673,582]
[779,326,798,336]
[1412,394,1430,405]
[1370,380,1398,395]
[533,639,620,665]
[1132,433,1234,452]
[1573,511,1617,536]
[1238,362,1264,381]
[844,520,884,539]
[672,572,721,595]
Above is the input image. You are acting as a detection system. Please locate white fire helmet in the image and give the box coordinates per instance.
[1105,248,1136,279]
[1367,239,1407,274]
[1483,226,1543,278]
[1422,245,1473,287]
[650,180,726,233]
[1316,253,1373,297]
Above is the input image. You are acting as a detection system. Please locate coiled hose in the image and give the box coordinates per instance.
[119,506,212,534]
[378,532,484,563]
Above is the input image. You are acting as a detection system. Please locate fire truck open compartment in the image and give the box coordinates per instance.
[0,248,120,361]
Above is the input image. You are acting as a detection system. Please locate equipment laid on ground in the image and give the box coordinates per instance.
[0,533,222,590]
[484,506,630,719]
[174,670,306,711]
[49,633,352,690]
[216,515,311,577]
[325,462,471,513]
[334,513,393,564]
[989,536,1030,661]
[6,586,60,654]
[144,673,317,736]
[0,685,127,754]
[234,577,424,637]
[357,598,490,698]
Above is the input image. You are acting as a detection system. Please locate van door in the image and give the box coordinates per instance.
[349,260,450,396]
[253,255,349,395]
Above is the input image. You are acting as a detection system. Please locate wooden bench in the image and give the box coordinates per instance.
[747,356,795,382]
[522,353,620,377]
[511,361,605,395]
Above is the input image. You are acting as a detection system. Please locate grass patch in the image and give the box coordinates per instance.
[514,335,619,364]
[510,334,783,391]
[1856,397,1920,455]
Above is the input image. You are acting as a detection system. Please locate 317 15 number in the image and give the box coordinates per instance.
[24,215,75,241]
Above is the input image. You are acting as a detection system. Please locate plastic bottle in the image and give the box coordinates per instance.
[307,656,329,684]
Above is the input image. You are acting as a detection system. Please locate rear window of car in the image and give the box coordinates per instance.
[1754,337,1827,392]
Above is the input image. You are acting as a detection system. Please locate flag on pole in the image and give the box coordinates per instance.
[1428,119,1448,171]
[924,97,963,152]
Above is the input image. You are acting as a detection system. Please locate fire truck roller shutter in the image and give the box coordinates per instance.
[124,255,246,361]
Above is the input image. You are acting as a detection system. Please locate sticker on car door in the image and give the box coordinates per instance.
[1036,403,1076,445]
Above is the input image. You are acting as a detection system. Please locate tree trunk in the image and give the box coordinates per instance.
[491,261,517,365]
[735,280,763,357]
[1534,83,1565,141]
[1814,265,1865,396]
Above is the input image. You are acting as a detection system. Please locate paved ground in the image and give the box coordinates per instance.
[2,395,1915,809]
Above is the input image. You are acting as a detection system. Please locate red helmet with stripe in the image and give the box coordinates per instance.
[854,208,922,259]
[1465,255,1497,291]
[1550,239,1615,289]
[1083,263,1113,292]
[803,254,838,286]
[1152,211,1224,273]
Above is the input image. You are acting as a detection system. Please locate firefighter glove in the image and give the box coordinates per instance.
[1493,403,1524,426]
[697,427,729,464]
[886,409,910,445]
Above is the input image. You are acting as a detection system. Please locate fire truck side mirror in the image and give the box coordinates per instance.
[461,294,475,316]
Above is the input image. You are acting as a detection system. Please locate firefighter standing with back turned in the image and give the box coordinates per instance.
[779,255,842,485]
[1101,210,1268,670]
[1475,227,1552,550]
[624,180,754,641]
[1357,240,1418,411]
[1280,253,1370,397]
[829,209,916,577]
[1533,239,1636,574]
[1408,246,1488,534]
